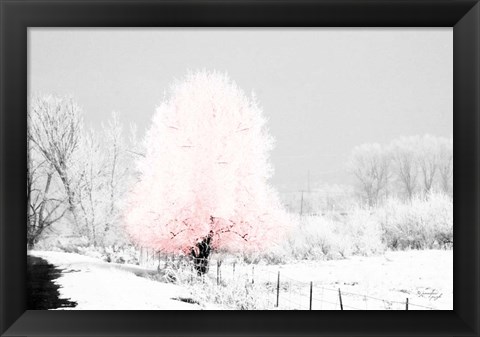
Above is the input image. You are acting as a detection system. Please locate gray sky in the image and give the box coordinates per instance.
[28,28,452,191]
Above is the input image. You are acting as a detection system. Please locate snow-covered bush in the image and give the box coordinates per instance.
[71,244,140,264]
[344,208,385,255]
[377,192,453,249]
[34,235,90,253]
[282,192,452,259]
[282,215,351,260]
[279,208,385,261]
[192,275,272,310]
[35,236,140,264]
[100,245,140,264]
[236,242,290,265]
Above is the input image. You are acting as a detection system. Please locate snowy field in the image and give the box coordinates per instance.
[221,250,453,310]
[29,249,452,310]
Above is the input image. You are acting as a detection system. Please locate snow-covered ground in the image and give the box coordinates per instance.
[29,250,219,310]
[30,249,452,310]
[218,250,453,310]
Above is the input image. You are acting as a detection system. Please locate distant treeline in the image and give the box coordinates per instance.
[280,135,452,214]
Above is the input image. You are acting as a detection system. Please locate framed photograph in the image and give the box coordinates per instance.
[1,0,478,336]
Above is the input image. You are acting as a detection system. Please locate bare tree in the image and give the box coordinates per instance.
[76,129,105,246]
[349,135,452,203]
[125,122,145,160]
[100,112,137,246]
[390,136,420,200]
[74,112,138,247]
[27,140,68,249]
[348,143,390,207]
[417,135,439,195]
[29,95,84,234]
[438,136,453,195]
[102,112,124,235]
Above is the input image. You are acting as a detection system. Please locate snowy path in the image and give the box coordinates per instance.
[29,250,215,310]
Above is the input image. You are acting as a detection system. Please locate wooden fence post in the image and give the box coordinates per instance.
[338,288,343,310]
[233,262,236,278]
[252,266,255,284]
[217,260,220,285]
[406,298,409,310]
[309,281,313,310]
[276,271,280,308]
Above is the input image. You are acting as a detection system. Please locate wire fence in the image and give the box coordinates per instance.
[134,248,447,311]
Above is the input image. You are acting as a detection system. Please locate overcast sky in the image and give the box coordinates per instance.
[28,28,452,191]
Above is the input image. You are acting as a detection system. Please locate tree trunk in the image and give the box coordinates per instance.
[191,232,213,275]
[27,237,36,250]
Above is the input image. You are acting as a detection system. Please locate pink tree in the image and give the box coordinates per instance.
[125,71,289,273]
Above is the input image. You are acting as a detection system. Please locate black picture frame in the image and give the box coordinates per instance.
[1,0,478,336]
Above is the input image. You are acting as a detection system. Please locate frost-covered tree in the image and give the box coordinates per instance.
[27,143,68,249]
[76,129,105,246]
[125,71,289,273]
[348,135,452,203]
[417,135,439,195]
[100,112,138,246]
[76,112,138,247]
[437,136,453,196]
[348,143,390,207]
[390,136,420,200]
[29,95,84,235]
